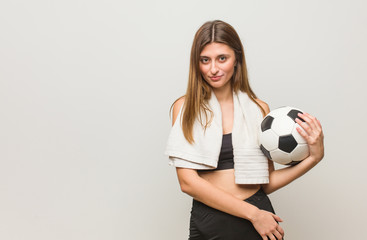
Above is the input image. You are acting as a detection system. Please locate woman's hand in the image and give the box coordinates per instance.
[295,112,325,163]
[262,112,324,195]
[250,209,284,240]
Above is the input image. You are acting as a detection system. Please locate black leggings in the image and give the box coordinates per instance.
[189,188,281,240]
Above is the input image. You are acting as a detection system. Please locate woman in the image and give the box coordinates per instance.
[165,20,324,240]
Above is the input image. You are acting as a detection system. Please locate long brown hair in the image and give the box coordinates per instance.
[170,20,265,144]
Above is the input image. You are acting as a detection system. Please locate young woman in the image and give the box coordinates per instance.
[165,20,324,240]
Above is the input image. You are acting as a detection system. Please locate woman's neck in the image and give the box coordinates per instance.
[212,84,233,103]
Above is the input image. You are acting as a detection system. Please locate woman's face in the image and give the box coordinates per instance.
[199,42,236,90]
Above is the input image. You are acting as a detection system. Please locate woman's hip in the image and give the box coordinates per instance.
[189,188,276,240]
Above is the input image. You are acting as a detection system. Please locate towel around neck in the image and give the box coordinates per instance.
[164,90,269,184]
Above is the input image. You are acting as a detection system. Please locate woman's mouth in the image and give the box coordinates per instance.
[210,75,223,81]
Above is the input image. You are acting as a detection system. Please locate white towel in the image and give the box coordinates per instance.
[164,90,269,184]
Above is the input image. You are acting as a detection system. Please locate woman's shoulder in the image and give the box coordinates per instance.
[172,96,185,126]
[254,98,270,116]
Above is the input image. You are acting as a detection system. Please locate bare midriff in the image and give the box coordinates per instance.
[198,169,261,200]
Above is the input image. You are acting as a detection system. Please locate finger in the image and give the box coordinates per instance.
[314,118,322,132]
[273,230,283,240]
[272,214,283,222]
[315,117,323,131]
[296,115,313,133]
[303,113,324,142]
[296,124,309,142]
[304,112,322,132]
[298,113,317,133]
[296,118,319,142]
[295,118,312,137]
[277,225,285,237]
[267,233,276,240]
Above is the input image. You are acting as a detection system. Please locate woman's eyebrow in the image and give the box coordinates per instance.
[200,54,231,58]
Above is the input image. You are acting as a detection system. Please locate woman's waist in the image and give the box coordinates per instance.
[198,169,261,200]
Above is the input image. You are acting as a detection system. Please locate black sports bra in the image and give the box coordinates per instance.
[198,133,234,172]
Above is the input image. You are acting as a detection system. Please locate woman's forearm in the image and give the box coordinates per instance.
[262,156,321,194]
[177,168,259,221]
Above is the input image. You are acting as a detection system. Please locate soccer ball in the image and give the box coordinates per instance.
[259,106,309,165]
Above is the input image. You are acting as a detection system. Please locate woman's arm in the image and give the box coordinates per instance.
[176,168,284,240]
[171,98,284,240]
[255,99,325,195]
[177,168,261,220]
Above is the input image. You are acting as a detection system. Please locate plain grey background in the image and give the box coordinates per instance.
[0,0,366,239]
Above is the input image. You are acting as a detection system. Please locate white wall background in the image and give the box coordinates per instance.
[0,0,366,239]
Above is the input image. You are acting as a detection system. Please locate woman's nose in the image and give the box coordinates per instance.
[210,62,219,75]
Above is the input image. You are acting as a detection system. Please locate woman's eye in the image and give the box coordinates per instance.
[201,58,209,63]
[219,56,226,61]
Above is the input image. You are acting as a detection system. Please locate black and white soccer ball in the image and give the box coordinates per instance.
[259,106,309,165]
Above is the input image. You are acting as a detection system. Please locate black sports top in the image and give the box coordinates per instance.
[198,133,234,172]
